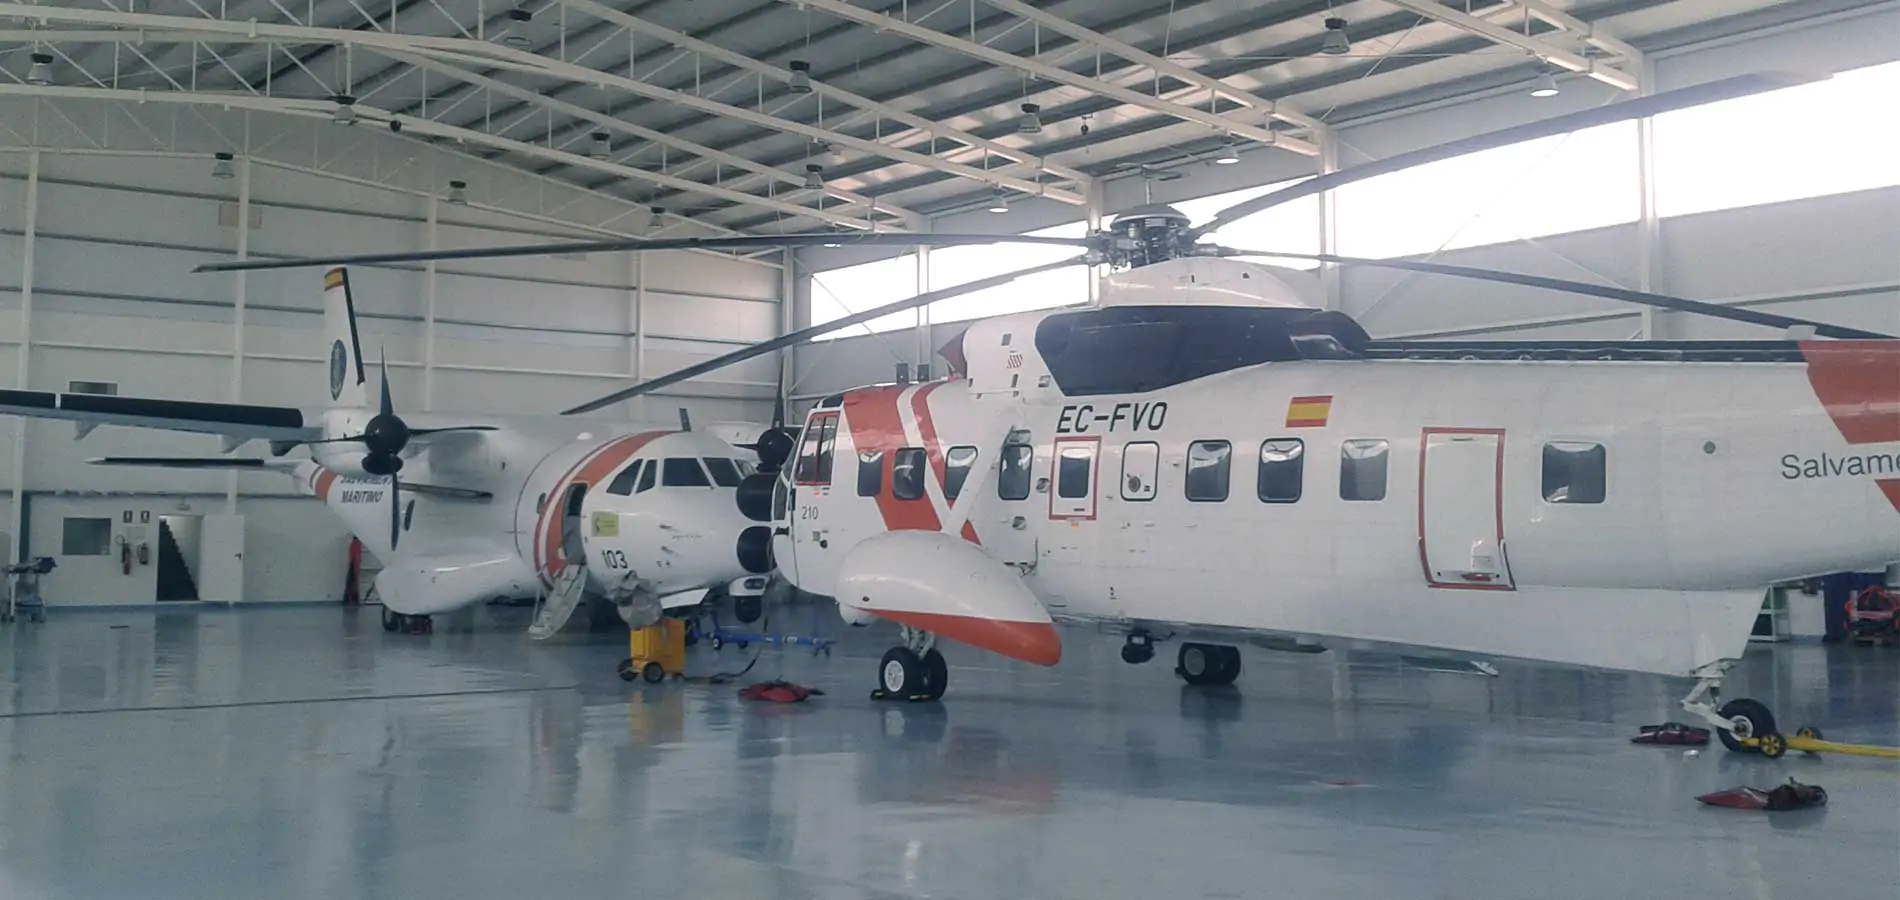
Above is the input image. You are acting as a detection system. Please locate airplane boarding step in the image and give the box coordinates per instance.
[528,566,590,640]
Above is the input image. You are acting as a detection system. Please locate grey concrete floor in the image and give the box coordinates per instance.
[0,602,1896,900]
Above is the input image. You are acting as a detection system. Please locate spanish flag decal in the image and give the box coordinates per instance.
[1285,395,1333,428]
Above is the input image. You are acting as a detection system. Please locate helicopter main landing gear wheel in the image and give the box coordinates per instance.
[1176,642,1240,686]
[873,626,946,701]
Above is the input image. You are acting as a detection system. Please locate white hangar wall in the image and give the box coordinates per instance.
[787,3,1900,400]
[0,98,784,606]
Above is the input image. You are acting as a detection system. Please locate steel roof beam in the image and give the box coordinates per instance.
[1380,0,1640,91]
[783,0,1313,154]
[1507,0,1644,63]
[557,0,1092,187]
[977,0,1328,138]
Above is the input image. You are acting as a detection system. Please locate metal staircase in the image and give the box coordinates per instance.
[528,565,590,640]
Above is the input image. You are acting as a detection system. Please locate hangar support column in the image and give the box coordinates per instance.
[8,148,38,565]
[226,150,252,513]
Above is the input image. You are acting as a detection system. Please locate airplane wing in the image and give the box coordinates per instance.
[0,388,319,442]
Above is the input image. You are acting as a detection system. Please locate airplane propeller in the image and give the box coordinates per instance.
[184,70,1891,423]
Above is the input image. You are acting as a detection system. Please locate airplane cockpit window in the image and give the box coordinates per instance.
[944,446,979,501]
[1340,439,1390,501]
[662,458,712,487]
[637,460,657,494]
[605,460,644,496]
[1257,439,1304,503]
[1185,440,1232,502]
[892,448,926,501]
[794,413,838,485]
[999,443,1034,500]
[702,457,744,487]
[857,450,884,497]
[1542,441,1606,503]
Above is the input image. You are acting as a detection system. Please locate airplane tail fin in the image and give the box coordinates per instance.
[322,268,369,409]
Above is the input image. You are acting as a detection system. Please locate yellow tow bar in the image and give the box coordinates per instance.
[1744,726,1900,760]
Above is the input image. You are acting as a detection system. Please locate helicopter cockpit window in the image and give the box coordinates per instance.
[1542,441,1606,503]
[1340,439,1390,501]
[1257,439,1304,503]
[998,443,1034,500]
[794,413,838,485]
[605,460,644,496]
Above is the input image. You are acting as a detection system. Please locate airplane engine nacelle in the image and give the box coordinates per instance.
[375,548,536,616]
[836,531,1060,666]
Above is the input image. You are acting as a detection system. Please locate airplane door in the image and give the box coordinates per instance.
[1418,428,1513,590]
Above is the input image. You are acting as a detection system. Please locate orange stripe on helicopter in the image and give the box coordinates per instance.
[533,431,667,583]
[1800,341,1900,513]
[1285,394,1333,428]
[866,608,1060,667]
[842,385,943,534]
[909,382,982,545]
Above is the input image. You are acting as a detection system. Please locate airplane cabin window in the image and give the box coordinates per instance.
[1257,439,1304,503]
[1340,439,1390,501]
[1057,445,1094,499]
[662,458,711,487]
[1543,441,1607,503]
[636,460,657,494]
[944,446,979,501]
[857,450,884,497]
[892,448,927,501]
[702,457,743,487]
[1185,440,1232,502]
[999,443,1034,500]
[1121,441,1159,501]
[605,460,643,496]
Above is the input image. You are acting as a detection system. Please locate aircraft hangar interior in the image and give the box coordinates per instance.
[0,0,1896,897]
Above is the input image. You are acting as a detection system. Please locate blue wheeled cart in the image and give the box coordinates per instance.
[686,603,835,658]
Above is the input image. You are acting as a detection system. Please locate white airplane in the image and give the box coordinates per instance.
[0,268,794,636]
[188,72,1897,755]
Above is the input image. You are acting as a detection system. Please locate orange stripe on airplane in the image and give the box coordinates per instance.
[534,431,667,582]
[314,469,338,503]
[1800,341,1900,513]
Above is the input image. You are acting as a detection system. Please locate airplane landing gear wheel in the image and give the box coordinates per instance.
[920,648,948,701]
[875,647,925,699]
[382,607,398,632]
[1176,643,1240,686]
[1715,698,1777,754]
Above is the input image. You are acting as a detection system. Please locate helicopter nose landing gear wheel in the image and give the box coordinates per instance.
[873,626,946,701]
[1176,642,1240,686]
[1121,630,1155,665]
[381,607,433,635]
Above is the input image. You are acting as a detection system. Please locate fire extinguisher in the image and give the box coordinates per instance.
[137,543,150,566]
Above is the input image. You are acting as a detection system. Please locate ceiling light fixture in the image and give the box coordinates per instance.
[1321,18,1351,55]
[330,95,357,125]
[1214,135,1239,165]
[1017,102,1042,135]
[25,51,53,86]
[212,151,236,180]
[446,179,468,205]
[1530,68,1561,98]
[501,7,534,48]
[589,131,611,160]
[987,189,1009,214]
[787,60,813,94]
[804,163,824,190]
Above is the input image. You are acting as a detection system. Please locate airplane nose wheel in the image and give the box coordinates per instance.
[873,626,946,701]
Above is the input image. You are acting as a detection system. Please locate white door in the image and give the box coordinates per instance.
[1048,437,1100,520]
[1419,429,1513,590]
[198,514,246,603]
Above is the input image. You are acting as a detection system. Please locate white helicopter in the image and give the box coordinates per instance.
[0,268,796,636]
[192,72,1898,755]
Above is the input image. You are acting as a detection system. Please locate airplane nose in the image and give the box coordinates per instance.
[736,524,773,574]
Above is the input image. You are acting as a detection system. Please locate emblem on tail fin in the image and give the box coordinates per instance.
[328,340,347,401]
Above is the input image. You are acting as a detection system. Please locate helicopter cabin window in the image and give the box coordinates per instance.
[605,460,644,496]
[662,458,711,487]
[998,442,1034,500]
[943,447,979,501]
[1057,444,1095,499]
[1257,439,1304,503]
[1121,441,1159,501]
[1340,439,1390,501]
[1185,440,1232,502]
[793,412,839,485]
[702,458,744,488]
[857,450,884,497]
[1542,441,1606,503]
[892,448,927,501]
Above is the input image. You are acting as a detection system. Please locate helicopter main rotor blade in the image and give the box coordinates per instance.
[1192,71,1826,240]
[192,231,1094,274]
[1219,249,1893,341]
[560,255,1090,416]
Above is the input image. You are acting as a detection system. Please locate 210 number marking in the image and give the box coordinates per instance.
[598,549,628,570]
